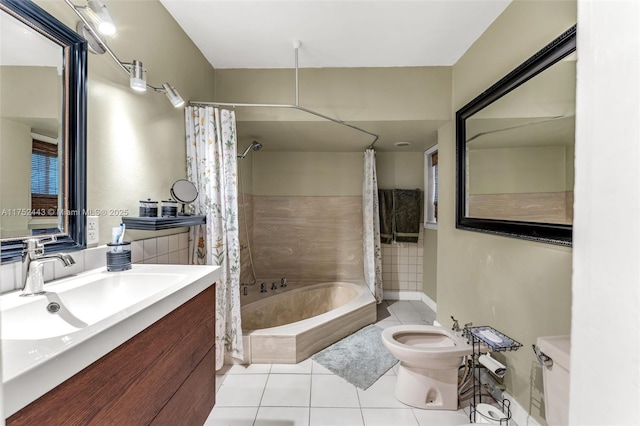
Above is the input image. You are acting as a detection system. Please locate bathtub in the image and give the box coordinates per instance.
[240,282,377,363]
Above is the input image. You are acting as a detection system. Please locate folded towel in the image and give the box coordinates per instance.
[393,189,421,243]
[378,189,394,244]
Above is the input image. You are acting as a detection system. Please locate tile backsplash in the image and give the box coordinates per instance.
[381,227,424,291]
[0,233,190,294]
[1,228,425,293]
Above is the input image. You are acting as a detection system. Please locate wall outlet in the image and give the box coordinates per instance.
[87,216,99,245]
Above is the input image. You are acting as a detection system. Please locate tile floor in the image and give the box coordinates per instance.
[205,300,502,426]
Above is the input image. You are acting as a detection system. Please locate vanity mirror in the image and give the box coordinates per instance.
[0,0,87,262]
[456,25,576,246]
[171,179,198,216]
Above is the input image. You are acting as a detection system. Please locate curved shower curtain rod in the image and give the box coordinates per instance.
[190,40,379,149]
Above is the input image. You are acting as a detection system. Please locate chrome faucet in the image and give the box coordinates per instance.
[451,316,460,332]
[280,277,287,288]
[21,237,75,296]
[271,282,277,291]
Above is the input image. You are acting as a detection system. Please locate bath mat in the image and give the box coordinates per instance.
[312,324,398,390]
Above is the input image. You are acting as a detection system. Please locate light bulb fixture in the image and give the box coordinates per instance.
[76,21,107,54]
[129,60,147,92]
[87,0,116,35]
[65,0,185,107]
[162,83,185,108]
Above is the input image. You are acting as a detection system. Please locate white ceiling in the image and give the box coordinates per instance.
[159,0,511,69]
[158,0,512,152]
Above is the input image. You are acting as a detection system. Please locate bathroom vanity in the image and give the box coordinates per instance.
[2,264,220,425]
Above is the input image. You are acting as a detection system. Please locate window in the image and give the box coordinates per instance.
[424,145,438,228]
[31,139,59,216]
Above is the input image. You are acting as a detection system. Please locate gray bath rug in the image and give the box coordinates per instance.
[311,324,398,390]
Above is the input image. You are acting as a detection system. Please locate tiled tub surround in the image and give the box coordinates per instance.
[239,194,424,292]
[250,196,364,283]
[239,281,376,364]
[0,233,190,293]
[238,192,255,285]
[382,228,425,292]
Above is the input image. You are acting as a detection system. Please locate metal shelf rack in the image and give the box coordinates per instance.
[463,326,522,424]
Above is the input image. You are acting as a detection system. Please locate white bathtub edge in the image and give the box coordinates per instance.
[244,282,373,337]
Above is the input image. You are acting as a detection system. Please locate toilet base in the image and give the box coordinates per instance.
[395,363,459,410]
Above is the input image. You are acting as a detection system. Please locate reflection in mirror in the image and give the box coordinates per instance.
[465,58,575,225]
[0,10,64,238]
[0,0,87,262]
[456,25,576,246]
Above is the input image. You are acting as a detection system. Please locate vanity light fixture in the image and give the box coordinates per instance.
[76,21,106,54]
[161,83,185,107]
[86,0,115,35]
[68,0,116,35]
[129,60,147,92]
[64,0,186,108]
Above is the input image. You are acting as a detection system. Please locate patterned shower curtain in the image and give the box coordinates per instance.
[363,149,383,303]
[185,106,243,369]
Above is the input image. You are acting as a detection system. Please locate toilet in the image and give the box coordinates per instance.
[381,325,472,410]
[537,335,571,426]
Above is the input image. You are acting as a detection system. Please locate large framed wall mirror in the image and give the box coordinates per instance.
[0,0,87,262]
[456,25,576,246]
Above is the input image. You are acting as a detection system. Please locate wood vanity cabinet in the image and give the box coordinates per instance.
[7,285,217,426]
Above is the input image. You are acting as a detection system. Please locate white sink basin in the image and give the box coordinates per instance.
[2,272,189,340]
[1,263,220,417]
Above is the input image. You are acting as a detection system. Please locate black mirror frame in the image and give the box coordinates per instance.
[455,25,576,247]
[0,0,87,262]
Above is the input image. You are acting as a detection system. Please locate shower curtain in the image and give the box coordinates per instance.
[363,149,383,303]
[185,106,243,369]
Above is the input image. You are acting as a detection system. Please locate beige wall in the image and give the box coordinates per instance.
[33,0,216,245]
[216,67,451,122]
[0,119,31,234]
[253,152,363,196]
[422,228,437,301]
[469,146,570,194]
[441,0,576,423]
[376,152,424,191]
[0,66,61,127]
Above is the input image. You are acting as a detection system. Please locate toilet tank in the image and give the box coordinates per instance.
[537,335,571,426]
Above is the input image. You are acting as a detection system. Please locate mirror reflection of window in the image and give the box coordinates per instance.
[31,139,58,216]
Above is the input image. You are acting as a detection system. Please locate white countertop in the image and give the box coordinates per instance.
[1,264,220,416]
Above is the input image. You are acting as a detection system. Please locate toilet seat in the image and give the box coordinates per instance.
[382,325,472,359]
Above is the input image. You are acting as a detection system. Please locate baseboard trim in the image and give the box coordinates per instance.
[383,290,437,313]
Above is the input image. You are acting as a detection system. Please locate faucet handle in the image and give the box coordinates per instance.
[451,316,460,332]
[23,236,57,252]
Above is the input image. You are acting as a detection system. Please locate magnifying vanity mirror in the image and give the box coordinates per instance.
[170,179,198,216]
[0,0,87,262]
[456,25,576,246]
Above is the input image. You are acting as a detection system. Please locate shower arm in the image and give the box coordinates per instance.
[190,40,380,149]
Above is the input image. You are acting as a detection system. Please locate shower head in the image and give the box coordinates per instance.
[238,140,263,158]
